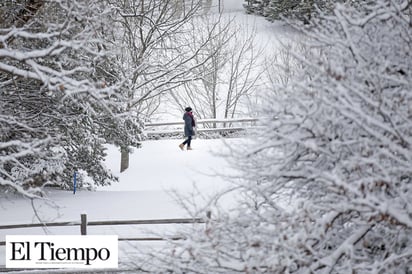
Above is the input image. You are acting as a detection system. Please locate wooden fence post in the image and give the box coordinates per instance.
[205,210,212,235]
[80,213,87,235]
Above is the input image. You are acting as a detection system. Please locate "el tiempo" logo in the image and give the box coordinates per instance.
[6,235,118,269]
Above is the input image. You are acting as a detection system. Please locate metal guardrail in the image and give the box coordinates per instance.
[145,126,248,136]
[144,117,258,136]
[145,117,258,127]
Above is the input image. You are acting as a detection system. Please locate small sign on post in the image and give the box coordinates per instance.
[73,171,77,194]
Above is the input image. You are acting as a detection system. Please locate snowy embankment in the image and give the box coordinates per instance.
[0,138,240,268]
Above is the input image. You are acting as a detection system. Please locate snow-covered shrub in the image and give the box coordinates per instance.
[141,1,412,273]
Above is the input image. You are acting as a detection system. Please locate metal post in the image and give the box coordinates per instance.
[80,214,87,235]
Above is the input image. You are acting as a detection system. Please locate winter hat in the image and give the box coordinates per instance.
[185,107,192,112]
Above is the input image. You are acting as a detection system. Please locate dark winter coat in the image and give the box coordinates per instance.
[183,111,195,137]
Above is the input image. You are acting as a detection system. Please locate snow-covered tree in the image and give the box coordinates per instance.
[243,0,270,16]
[140,0,412,273]
[0,0,141,197]
[167,15,264,125]
[104,0,224,170]
[244,0,338,23]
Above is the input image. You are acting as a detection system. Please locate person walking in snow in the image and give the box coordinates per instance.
[179,107,196,150]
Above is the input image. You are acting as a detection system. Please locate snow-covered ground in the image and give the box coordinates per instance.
[0,138,241,268]
[0,0,287,270]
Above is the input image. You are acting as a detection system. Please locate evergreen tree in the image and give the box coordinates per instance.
[244,0,339,23]
[243,0,270,15]
[0,0,142,197]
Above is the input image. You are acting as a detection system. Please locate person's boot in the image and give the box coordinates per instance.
[187,146,193,150]
[179,144,185,150]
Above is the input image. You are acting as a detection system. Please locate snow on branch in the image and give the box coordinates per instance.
[0,0,142,197]
[139,0,412,273]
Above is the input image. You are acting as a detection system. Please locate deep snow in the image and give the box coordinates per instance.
[0,138,240,268]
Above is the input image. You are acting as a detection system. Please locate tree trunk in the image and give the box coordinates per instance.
[120,146,129,173]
